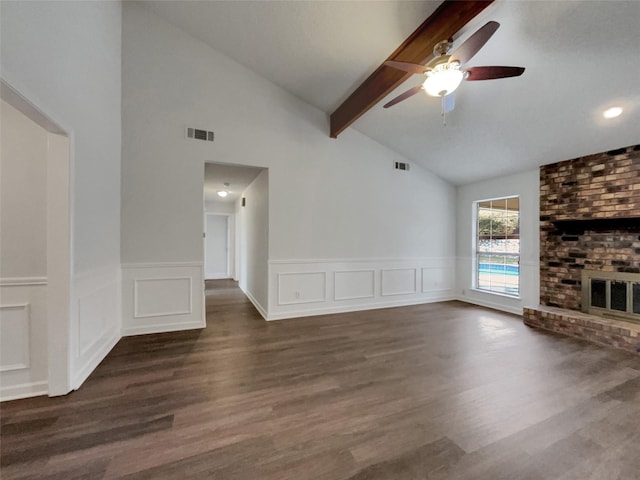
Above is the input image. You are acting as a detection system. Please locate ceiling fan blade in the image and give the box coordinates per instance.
[464,66,525,81]
[383,85,423,108]
[384,61,428,75]
[443,93,455,113]
[449,21,500,66]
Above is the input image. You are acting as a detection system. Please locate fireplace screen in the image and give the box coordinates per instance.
[582,270,640,323]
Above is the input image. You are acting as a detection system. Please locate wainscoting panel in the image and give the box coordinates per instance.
[278,272,326,305]
[381,268,417,296]
[72,266,121,390]
[122,263,205,336]
[421,267,452,293]
[268,258,454,321]
[334,270,375,301]
[0,304,30,372]
[0,280,48,401]
[134,277,192,318]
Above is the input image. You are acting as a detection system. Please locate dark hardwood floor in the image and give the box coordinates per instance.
[2,279,640,479]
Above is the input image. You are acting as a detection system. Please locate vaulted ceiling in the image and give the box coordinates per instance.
[142,1,640,185]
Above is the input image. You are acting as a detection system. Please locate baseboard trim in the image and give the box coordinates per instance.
[72,329,120,390]
[0,277,48,287]
[240,286,268,320]
[0,380,48,402]
[122,320,205,337]
[455,295,523,316]
[267,293,454,321]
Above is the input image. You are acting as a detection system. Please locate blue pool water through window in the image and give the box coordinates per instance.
[475,197,520,297]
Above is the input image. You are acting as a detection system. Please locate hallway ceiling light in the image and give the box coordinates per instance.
[217,191,228,198]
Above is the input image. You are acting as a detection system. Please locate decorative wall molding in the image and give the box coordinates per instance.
[122,263,205,336]
[268,257,454,321]
[269,257,445,265]
[334,270,375,301]
[381,268,417,296]
[133,277,193,318]
[0,304,31,372]
[277,272,326,305]
[0,277,47,287]
[72,266,122,391]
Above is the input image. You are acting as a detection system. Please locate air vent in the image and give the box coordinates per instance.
[186,127,214,142]
[394,161,410,171]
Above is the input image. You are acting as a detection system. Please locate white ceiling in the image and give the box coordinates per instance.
[144,1,640,185]
[204,162,264,205]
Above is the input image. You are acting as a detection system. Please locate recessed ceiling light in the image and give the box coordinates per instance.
[217,191,228,198]
[603,107,623,119]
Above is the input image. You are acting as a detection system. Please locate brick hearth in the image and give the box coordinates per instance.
[524,305,640,353]
[526,143,640,353]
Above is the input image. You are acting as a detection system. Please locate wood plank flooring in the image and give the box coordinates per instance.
[2,279,640,479]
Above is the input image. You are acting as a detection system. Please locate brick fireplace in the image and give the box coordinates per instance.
[524,144,640,353]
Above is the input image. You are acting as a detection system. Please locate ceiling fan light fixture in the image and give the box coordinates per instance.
[423,64,463,97]
[603,106,623,119]
[217,190,228,198]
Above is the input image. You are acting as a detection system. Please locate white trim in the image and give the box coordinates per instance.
[455,295,522,316]
[381,268,417,296]
[0,304,31,372]
[1,380,48,402]
[0,277,48,287]
[240,285,269,320]
[267,293,454,321]
[71,330,119,390]
[122,321,204,337]
[122,261,203,269]
[277,272,327,305]
[205,273,231,280]
[333,269,375,301]
[133,277,193,318]
[269,257,455,265]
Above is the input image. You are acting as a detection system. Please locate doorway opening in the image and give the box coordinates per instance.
[203,162,268,316]
[1,79,72,400]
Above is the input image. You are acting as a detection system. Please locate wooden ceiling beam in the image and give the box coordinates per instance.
[329,0,494,138]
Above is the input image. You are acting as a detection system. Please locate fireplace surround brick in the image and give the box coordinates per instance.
[540,144,640,310]
[526,144,640,354]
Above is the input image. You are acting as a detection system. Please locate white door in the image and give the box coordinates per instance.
[205,215,229,279]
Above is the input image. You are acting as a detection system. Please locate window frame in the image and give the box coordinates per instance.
[473,195,521,298]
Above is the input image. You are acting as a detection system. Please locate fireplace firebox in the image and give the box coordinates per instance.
[581,270,640,323]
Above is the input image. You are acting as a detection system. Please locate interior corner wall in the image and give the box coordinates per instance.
[121,4,457,323]
[237,170,269,317]
[455,169,540,315]
[1,1,122,391]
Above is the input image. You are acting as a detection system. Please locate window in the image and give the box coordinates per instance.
[475,197,520,296]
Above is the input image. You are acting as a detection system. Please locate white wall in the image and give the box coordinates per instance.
[1,0,122,390]
[121,4,457,321]
[456,169,540,315]
[1,100,47,278]
[205,200,235,214]
[237,171,269,314]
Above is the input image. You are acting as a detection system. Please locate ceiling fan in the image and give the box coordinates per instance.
[383,21,525,116]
